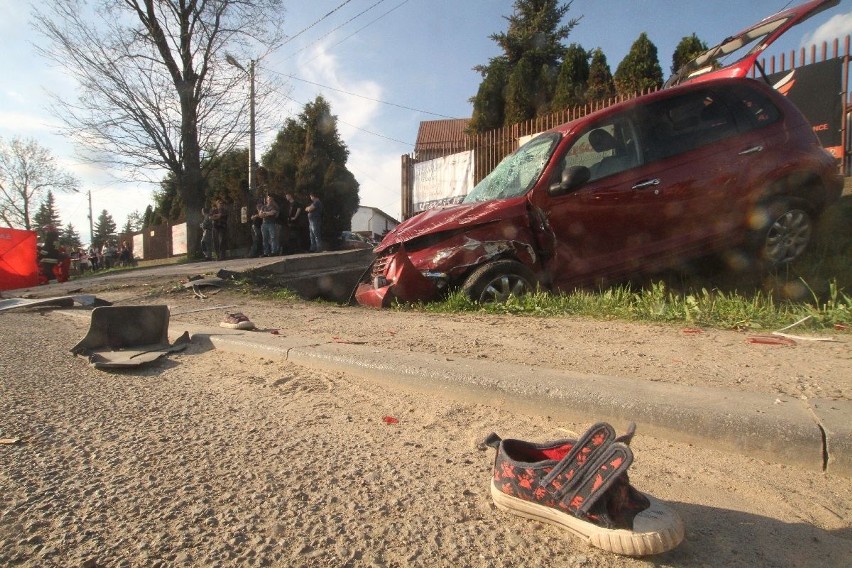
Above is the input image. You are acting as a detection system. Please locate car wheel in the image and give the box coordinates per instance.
[462,260,538,303]
[753,199,814,266]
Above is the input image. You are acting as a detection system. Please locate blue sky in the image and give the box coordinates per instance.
[2,0,851,243]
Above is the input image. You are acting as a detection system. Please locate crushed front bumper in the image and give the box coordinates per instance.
[355,246,439,308]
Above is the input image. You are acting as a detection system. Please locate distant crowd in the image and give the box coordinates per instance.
[200,191,324,261]
[37,226,135,284]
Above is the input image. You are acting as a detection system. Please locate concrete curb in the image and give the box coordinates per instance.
[170,323,852,477]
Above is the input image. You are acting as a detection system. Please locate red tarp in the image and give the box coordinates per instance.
[0,227,39,291]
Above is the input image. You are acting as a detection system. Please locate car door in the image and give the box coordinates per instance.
[539,115,671,287]
[629,87,746,257]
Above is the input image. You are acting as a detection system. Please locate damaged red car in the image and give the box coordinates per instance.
[355,4,842,309]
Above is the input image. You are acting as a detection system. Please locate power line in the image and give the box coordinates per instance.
[299,0,412,66]
[282,0,356,46]
[266,68,456,119]
[283,0,388,61]
[280,92,413,147]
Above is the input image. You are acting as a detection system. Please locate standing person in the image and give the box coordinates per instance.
[87,245,99,271]
[101,241,116,269]
[283,192,302,254]
[305,192,323,253]
[247,200,263,258]
[209,198,229,260]
[259,194,279,256]
[200,207,214,261]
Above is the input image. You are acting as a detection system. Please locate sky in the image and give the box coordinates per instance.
[2,0,852,244]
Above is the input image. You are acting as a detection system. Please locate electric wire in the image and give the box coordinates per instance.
[282,0,388,61]
[282,0,356,46]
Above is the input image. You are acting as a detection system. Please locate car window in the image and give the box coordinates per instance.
[559,118,640,182]
[636,90,739,163]
[463,133,560,203]
[725,83,782,130]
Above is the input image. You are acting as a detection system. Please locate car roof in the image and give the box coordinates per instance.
[543,76,776,139]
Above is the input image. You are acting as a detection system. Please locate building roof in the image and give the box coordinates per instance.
[414,118,471,158]
[358,205,399,225]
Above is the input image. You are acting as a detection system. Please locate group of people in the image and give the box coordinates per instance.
[250,192,324,257]
[76,240,134,272]
[202,192,323,261]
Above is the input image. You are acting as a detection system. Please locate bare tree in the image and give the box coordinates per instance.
[0,137,79,230]
[33,0,287,255]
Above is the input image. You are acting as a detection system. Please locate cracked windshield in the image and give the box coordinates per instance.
[463,133,559,203]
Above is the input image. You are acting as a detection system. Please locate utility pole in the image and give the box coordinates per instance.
[226,55,257,196]
[248,59,256,195]
[87,190,94,245]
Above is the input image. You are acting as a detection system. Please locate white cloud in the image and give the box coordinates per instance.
[292,41,403,218]
[800,12,852,48]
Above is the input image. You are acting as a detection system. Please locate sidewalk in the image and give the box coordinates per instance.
[170,320,852,478]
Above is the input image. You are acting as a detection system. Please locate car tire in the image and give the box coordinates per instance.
[750,198,814,266]
[462,260,538,303]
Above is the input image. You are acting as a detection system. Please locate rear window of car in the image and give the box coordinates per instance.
[724,83,782,130]
[635,89,739,163]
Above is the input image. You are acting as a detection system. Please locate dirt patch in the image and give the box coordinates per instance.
[94,273,851,403]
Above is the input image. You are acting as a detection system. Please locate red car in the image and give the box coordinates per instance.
[356,4,842,308]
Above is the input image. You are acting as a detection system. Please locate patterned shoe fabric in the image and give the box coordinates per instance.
[484,422,684,556]
[219,312,255,330]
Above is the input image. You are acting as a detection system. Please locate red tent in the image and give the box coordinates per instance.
[0,227,39,291]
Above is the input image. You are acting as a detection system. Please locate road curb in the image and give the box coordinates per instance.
[170,323,852,477]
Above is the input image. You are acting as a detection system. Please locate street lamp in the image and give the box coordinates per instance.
[226,55,257,195]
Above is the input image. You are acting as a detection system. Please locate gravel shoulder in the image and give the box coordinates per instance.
[1,271,850,567]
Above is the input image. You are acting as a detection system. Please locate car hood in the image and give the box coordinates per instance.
[375,199,528,253]
[666,0,839,88]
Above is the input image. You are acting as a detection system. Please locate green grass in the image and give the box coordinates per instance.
[418,279,849,332]
[414,196,852,332]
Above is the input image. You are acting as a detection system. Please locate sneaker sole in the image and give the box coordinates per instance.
[490,480,684,556]
[219,322,255,330]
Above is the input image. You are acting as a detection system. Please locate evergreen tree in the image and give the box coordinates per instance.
[92,209,117,248]
[151,175,183,223]
[204,148,249,204]
[261,96,359,248]
[586,48,616,102]
[32,190,63,241]
[469,58,509,133]
[551,43,590,110]
[142,205,154,228]
[60,223,83,249]
[504,57,539,126]
[469,0,579,132]
[671,34,707,76]
[121,210,143,234]
[613,33,663,97]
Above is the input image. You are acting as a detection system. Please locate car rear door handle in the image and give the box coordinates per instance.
[738,145,764,155]
[632,179,660,190]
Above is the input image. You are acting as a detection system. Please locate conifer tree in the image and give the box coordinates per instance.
[33,190,63,241]
[262,96,359,247]
[551,43,590,110]
[92,209,117,248]
[671,34,708,76]
[586,48,616,102]
[613,33,663,97]
[60,223,83,249]
[469,58,509,133]
[469,0,578,131]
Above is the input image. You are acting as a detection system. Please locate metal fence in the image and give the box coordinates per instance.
[401,35,852,220]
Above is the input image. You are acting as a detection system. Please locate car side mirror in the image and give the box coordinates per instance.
[549,165,590,196]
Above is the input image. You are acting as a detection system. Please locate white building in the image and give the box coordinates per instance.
[351,206,399,240]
